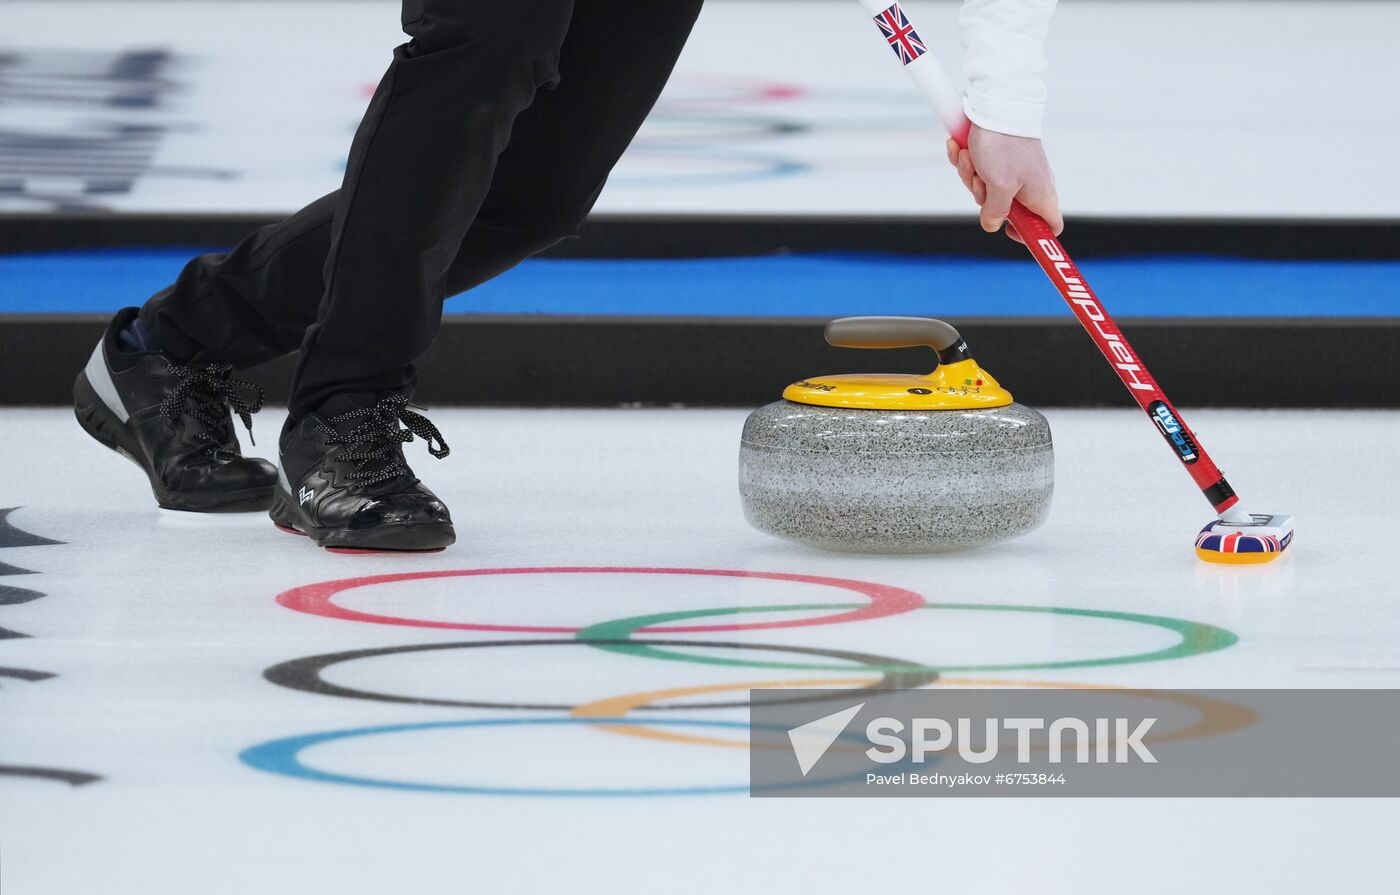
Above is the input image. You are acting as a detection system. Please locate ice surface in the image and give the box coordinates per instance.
[4,1,1397,218]
[1,406,1397,892]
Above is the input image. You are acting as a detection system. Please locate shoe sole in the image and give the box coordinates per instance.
[269,487,456,553]
[74,371,275,514]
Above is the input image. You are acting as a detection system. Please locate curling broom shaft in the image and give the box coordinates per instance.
[856,0,1240,514]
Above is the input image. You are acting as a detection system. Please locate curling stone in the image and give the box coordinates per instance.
[739,317,1053,554]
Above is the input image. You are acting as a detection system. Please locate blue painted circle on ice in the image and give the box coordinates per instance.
[610,147,809,188]
[240,716,896,797]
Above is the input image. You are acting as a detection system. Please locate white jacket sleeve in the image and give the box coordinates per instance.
[959,0,1057,139]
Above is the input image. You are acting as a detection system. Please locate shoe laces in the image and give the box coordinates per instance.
[316,394,450,486]
[159,361,264,459]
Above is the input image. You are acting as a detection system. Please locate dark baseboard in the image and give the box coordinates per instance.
[5,314,1395,408]
[4,213,1400,260]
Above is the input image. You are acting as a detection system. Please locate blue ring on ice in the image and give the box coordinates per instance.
[240,716,901,797]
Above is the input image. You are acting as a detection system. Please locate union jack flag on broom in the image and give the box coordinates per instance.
[874,4,928,65]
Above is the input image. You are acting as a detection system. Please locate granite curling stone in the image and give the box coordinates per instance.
[739,317,1053,554]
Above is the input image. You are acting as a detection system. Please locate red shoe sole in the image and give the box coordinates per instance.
[324,546,447,555]
[275,520,448,554]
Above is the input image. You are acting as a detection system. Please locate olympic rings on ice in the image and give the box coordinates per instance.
[250,567,1246,797]
[578,602,1239,673]
[275,567,925,635]
[263,638,937,712]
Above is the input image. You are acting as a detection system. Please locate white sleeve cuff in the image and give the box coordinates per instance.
[964,92,1045,139]
[959,0,1057,140]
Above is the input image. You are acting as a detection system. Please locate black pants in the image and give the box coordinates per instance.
[141,0,704,418]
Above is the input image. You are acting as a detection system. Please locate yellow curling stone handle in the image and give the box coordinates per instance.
[782,316,1014,410]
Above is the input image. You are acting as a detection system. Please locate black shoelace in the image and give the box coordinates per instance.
[159,362,265,460]
[316,394,450,486]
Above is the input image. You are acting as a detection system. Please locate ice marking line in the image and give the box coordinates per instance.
[275,567,924,635]
[572,679,1257,751]
[0,666,56,683]
[0,508,65,548]
[0,765,103,787]
[655,72,808,107]
[639,113,810,143]
[263,639,937,711]
[612,148,809,188]
[571,677,883,750]
[577,603,1240,673]
[0,584,45,605]
[0,512,75,781]
[239,717,886,797]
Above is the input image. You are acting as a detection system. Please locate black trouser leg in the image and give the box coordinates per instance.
[442,0,704,294]
[287,0,578,417]
[140,192,338,367]
[139,0,703,417]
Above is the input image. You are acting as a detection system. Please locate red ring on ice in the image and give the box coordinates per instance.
[275,567,924,634]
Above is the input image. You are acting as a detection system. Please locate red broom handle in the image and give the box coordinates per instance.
[859,0,1239,513]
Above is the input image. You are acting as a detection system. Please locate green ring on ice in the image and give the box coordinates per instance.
[576,603,1238,673]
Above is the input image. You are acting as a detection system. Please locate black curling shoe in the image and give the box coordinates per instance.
[270,393,455,553]
[73,308,277,512]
